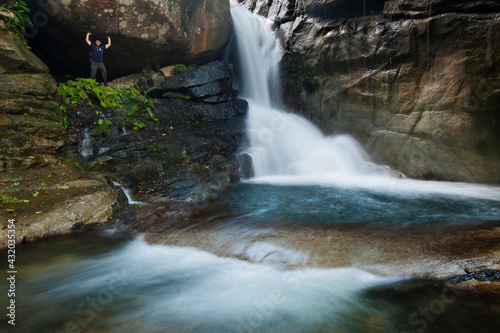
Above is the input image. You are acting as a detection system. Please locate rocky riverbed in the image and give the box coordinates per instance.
[0,164,117,245]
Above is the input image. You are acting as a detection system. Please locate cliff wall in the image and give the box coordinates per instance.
[243,0,500,182]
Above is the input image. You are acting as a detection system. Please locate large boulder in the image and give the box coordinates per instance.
[65,61,248,204]
[137,61,236,102]
[25,0,232,80]
[0,165,118,248]
[242,0,500,183]
[0,26,67,171]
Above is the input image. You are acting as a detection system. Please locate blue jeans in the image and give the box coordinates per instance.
[90,61,108,85]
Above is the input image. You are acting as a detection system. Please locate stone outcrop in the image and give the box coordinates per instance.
[25,0,232,79]
[67,61,248,203]
[0,17,117,247]
[137,61,236,102]
[0,165,119,248]
[241,0,500,183]
[0,26,67,171]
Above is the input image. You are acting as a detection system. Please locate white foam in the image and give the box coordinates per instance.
[231,2,500,203]
[245,174,500,201]
[22,236,399,332]
[113,181,146,205]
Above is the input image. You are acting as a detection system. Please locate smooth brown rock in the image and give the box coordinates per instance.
[0,165,118,248]
[125,204,500,280]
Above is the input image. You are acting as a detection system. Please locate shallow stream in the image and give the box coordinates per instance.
[3,181,500,333]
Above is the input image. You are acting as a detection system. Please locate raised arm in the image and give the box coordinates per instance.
[105,36,111,49]
[85,32,91,46]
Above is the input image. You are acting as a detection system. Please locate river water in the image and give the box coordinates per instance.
[3,218,499,333]
[2,3,500,333]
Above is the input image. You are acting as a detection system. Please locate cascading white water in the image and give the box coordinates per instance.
[230,3,282,108]
[112,181,145,205]
[78,128,93,162]
[230,3,500,200]
[231,3,382,178]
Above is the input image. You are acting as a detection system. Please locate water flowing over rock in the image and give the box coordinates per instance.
[24,0,232,79]
[0,28,67,171]
[242,0,500,183]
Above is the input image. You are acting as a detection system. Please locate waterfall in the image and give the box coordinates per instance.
[113,181,145,205]
[78,128,93,162]
[230,3,500,201]
[230,3,384,180]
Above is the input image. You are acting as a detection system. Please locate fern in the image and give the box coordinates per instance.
[0,1,32,47]
[57,78,158,133]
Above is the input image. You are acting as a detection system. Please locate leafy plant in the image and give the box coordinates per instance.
[121,116,146,131]
[0,1,32,47]
[62,116,70,128]
[192,162,201,175]
[141,68,155,78]
[170,64,197,76]
[96,119,113,135]
[57,78,158,133]
[181,150,191,161]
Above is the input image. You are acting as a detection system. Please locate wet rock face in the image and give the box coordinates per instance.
[0,29,67,171]
[242,0,500,183]
[68,61,248,203]
[0,165,119,248]
[24,0,232,79]
[138,61,236,103]
[397,0,500,15]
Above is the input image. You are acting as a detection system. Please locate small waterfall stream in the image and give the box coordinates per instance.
[112,181,145,206]
[78,128,93,162]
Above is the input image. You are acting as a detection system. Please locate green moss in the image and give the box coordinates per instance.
[192,162,201,175]
[0,132,28,142]
[170,64,197,75]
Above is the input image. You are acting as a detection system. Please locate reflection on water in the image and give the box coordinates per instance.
[2,233,499,333]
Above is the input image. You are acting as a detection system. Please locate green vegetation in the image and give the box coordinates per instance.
[147,142,160,153]
[180,150,191,161]
[57,78,158,133]
[170,64,197,76]
[1,193,29,204]
[192,162,201,175]
[142,68,155,78]
[96,119,113,135]
[0,1,32,47]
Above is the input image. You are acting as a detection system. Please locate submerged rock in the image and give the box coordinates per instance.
[112,201,500,280]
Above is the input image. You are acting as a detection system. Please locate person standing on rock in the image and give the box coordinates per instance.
[85,32,111,85]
